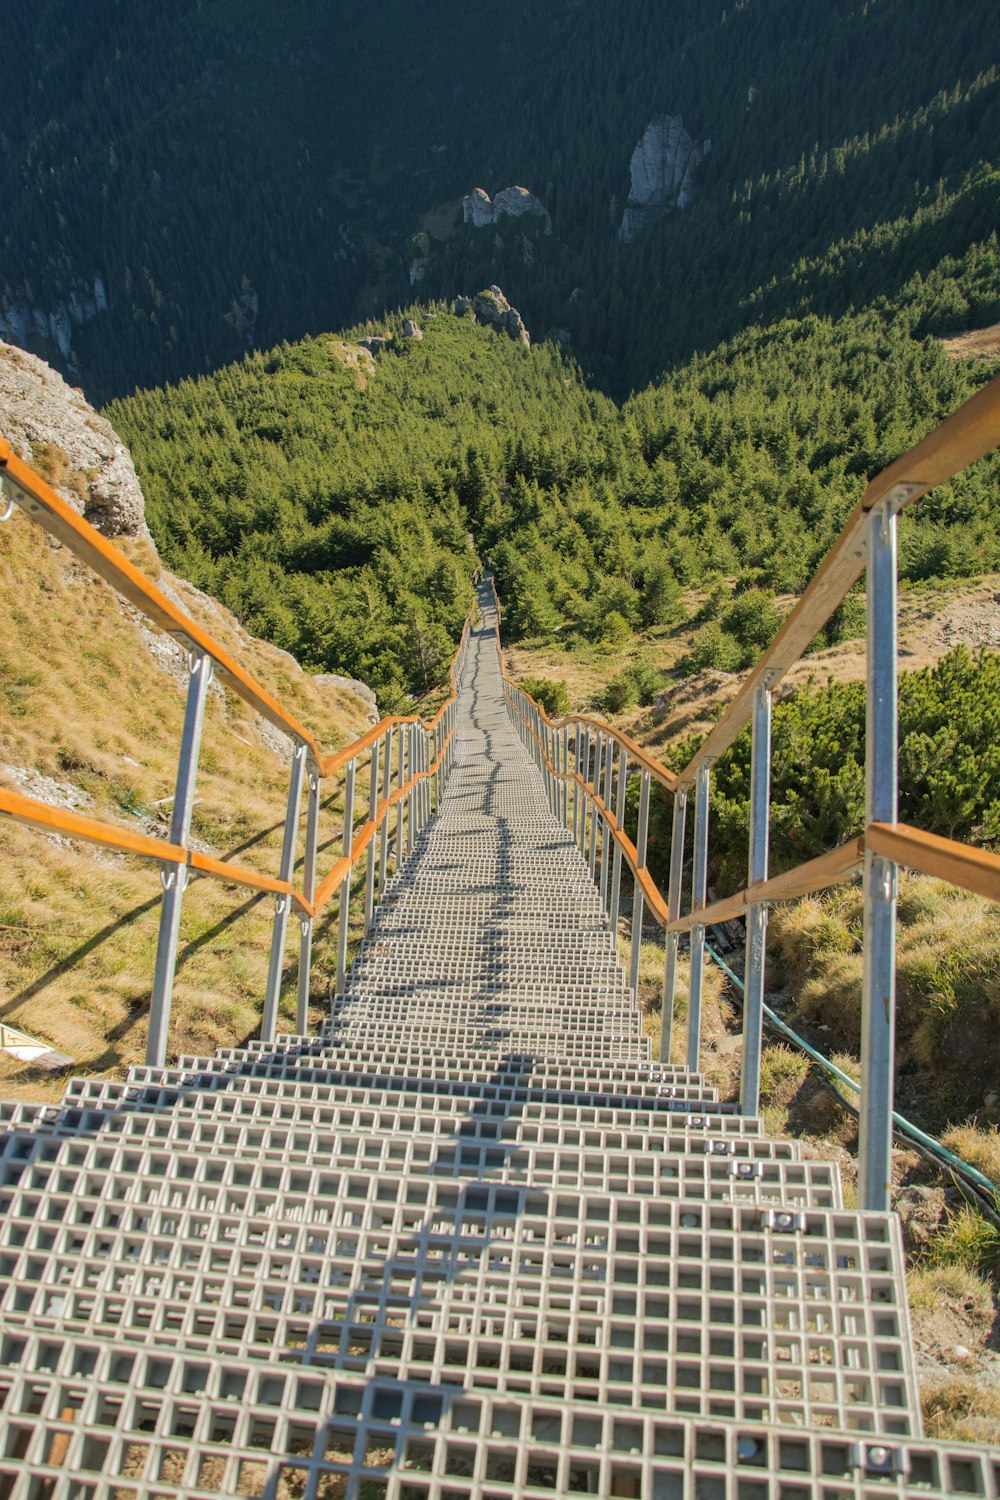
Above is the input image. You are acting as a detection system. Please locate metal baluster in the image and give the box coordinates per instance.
[589,733,603,879]
[660,787,688,1064]
[571,727,580,841]
[378,726,393,896]
[629,769,651,999]
[577,727,590,854]
[609,748,628,950]
[686,762,712,1072]
[146,650,213,1069]
[406,726,415,857]
[561,724,569,828]
[364,738,380,936]
[599,741,614,908]
[296,760,321,1035]
[860,498,899,1212]
[740,684,773,1114]
[261,738,307,1042]
[395,723,405,870]
[335,758,356,997]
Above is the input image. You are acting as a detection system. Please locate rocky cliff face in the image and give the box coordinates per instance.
[0,340,149,540]
[0,276,109,370]
[455,287,531,346]
[0,341,379,719]
[619,115,711,243]
[462,185,551,234]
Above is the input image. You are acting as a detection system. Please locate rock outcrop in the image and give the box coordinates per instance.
[462,185,551,235]
[0,340,149,539]
[461,286,531,346]
[619,115,710,243]
[402,319,424,340]
[0,341,381,723]
[0,276,109,368]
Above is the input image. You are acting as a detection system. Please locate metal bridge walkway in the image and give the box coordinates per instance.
[0,585,995,1498]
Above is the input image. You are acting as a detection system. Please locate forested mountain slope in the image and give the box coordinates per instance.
[109,297,1000,705]
[3,0,998,399]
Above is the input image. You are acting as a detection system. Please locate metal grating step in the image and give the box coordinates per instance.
[0,576,957,1497]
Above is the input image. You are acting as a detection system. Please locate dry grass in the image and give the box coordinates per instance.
[0,511,375,1094]
[503,576,999,753]
[942,1125,1000,1187]
[769,874,1000,1129]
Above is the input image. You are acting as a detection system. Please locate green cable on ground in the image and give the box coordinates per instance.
[703,944,999,1203]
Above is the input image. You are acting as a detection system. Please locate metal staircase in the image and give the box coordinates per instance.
[1,582,998,1498]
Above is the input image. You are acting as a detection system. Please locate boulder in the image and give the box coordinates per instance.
[462,187,496,227]
[463,184,551,234]
[402,319,424,340]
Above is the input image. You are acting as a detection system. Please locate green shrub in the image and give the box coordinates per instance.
[521,676,571,717]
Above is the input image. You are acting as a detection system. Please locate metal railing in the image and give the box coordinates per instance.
[0,441,473,1068]
[499,370,1000,1212]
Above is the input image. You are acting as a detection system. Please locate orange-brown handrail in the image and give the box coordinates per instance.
[0,441,478,1061]
[492,371,1000,1213]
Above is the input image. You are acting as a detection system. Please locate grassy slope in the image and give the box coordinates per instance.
[0,517,374,1098]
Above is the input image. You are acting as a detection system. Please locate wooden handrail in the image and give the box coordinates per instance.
[0,439,475,926]
[867,822,1000,904]
[0,442,325,762]
[677,371,1000,785]
[0,786,313,913]
[664,838,866,934]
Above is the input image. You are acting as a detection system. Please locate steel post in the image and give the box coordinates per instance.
[740,684,773,1114]
[378,727,393,896]
[599,742,614,908]
[364,738,380,935]
[609,749,628,950]
[261,738,307,1042]
[146,651,213,1068]
[686,762,712,1072]
[860,500,899,1212]
[660,787,689,1064]
[406,727,415,857]
[577,727,590,854]
[396,725,405,869]
[589,733,603,879]
[335,758,356,997]
[295,762,321,1034]
[629,769,651,999]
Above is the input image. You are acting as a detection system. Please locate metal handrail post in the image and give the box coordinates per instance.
[146,650,213,1068]
[261,738,307,1041]
[628,769,651,998]
[860,500,899,1212]
[577,727,590,855]
[296,760,321,1034]
[335,758,356,997]
[406,726,415,857]
[378,726,393,896]
[660,787,688,1063]
[364,738,381,935]
[589,733,603,879]
[686,762,712,1071]
[599,743,614,908]
[571,728,580,840]
[740,684,773,1114]
[561,725,569,827]
[396,724,405,869]
[609,749,628,950]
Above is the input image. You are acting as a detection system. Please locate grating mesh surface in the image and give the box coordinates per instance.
[0,581,989,1497]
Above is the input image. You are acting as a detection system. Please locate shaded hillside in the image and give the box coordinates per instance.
[2,0,997,398]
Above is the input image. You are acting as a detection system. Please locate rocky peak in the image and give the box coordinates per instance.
[462,286,531,346]
[462,185,551,235]
[0,340,149,540]
[618,115,711,243]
